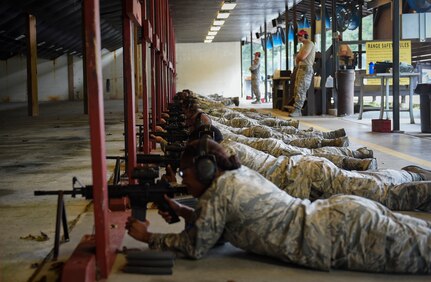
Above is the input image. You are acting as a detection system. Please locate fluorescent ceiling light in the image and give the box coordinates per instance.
[15,35,25,40]
[206,35,215,40]
[221,1,236,10]
[204,39,212,43]
[37,41,46,46]
[217,11,230,19]
[208,31,218,36]
[210,26,221,31]
[213,20,225,26]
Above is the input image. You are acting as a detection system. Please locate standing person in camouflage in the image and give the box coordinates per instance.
[249,52,262,104]
[126,138,431,273]
[286,29,316,117]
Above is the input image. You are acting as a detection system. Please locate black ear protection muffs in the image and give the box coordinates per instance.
[194,112,204,128]
[198,124,214,139]
[194,136,217,185]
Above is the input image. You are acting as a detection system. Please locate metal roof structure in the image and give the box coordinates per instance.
[0,0,429,62]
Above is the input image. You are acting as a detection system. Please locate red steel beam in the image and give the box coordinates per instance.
[62,212,130,282]
[149,0,157,149]
[155,0,162,122]
[141,0,150,154]
[82,0,110,278]
[167,4,173,102]
[172,18,176,95]
[161,0,167,111]
[123,0,138,184]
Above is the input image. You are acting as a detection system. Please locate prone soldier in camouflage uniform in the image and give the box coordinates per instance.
[222,139,431,210]
[215,124,372,160]
[221,138,376,172]
[213,120,349,148]
[126,138,431,273]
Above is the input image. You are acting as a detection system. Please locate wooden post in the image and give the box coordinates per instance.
[26,13,38,116]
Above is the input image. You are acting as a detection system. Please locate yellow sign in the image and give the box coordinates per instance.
[365,40,411,85]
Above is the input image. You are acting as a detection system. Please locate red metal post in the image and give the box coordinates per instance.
[167,6,173,102]
[123,0,137,183]
[161,0,167,111]
[149,0,157,149]
[155,0,162,121]
[82,0,110,278]
[172,20,176,95]
[141,0,150,154]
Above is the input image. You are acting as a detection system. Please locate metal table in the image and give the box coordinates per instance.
[358,72,420,124]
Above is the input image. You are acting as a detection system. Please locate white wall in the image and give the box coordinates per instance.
[0,48,124,103]
[0,42,242,103]
[176,42,241,97]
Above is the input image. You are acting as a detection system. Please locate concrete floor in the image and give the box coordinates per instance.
[0,99,430,282]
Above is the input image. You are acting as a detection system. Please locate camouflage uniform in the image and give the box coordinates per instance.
[149,166,431,273]
[213,120,349,149]
[291,64,314,111]
[221,138,375,171]
[221,140,430,211]
[217,127,371,160]
[249,57,262,102]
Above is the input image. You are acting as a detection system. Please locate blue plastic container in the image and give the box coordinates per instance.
[369,62,375,74]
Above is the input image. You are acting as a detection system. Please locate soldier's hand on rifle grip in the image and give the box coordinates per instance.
[161,165,177,183]
[126,217,152,243]
[158,195,181,223]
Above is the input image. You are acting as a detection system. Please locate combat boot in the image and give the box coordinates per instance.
[285,105,295,112]
[231,97,240,107]
[352,147,374,159]
[322,128,346,139]
[343,157,378,171]
[402,165,431,181]
[289,109,302,117]
[321,136,349,147]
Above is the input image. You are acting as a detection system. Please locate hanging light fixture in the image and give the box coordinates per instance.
[213,19,225,26]
[217,11,230,19]
[221,0,236,10]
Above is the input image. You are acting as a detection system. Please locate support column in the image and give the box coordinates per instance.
[67,54,74,101]
[392,0,401,131]
[307,1,316,115]
[285,5,289,71]
[134,25,140,113]
[81,0,110,278]
[264,21,268,102]
[26,13,38,116]
[150,0,157,148]
[320,0,327,113]
[141,0,150,154]
[123,0,137,183]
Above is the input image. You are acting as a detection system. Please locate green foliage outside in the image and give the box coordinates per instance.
[241,14,374,81]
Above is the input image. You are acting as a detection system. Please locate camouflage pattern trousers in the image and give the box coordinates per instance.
[251,79,261,100]
[223,140,431,211]
[329,195,431,273]
[292,64,314,110]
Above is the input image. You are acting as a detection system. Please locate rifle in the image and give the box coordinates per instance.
[136,154,181,170]
[34,175,188,224]
[151,129,189,144]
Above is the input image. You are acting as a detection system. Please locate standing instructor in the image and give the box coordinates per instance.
[249,52,262,104]
[287,29,316,117]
